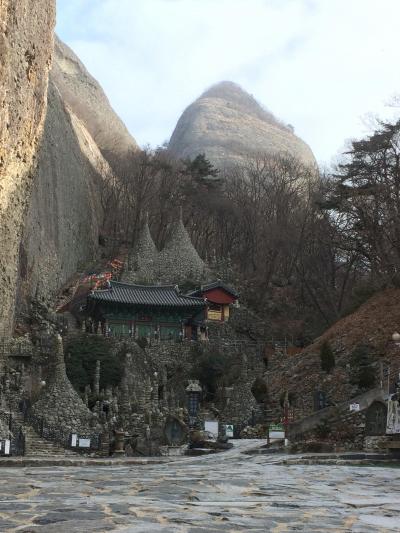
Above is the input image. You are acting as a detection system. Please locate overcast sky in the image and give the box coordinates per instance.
[56,0,400,166]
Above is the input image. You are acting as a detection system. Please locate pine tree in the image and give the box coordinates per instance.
[319,341,335,373]
[350,344,375,390]
[185,153,219,178]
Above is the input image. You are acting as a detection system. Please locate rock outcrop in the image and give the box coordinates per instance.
[169,81,316,172]
[0,1,56,334]
[52,36,139,170]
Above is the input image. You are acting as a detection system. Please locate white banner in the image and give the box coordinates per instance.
[387,400,400,434]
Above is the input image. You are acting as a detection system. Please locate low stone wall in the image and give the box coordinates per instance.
[146,342,193,367]
[289,388,386,438]
[289,390,390,451]
[364,435,394,451]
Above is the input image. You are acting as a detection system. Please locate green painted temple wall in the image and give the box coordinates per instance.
[95,303,203,340]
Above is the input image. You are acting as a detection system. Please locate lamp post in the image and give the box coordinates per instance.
[392,332,400,344]
[114,428,125,456]
[186,380,202,428]
[283,390,290,447]
[388,333,400,393]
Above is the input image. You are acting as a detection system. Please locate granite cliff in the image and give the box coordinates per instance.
[17,81,107,309]
[52,36,139,170]
[169,81,316,172]
[18,36,139,310]
[0,1,56,334]
[0,16,138,325]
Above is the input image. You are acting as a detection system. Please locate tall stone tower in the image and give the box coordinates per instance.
[156,209,207,284]
[122,216,158,284]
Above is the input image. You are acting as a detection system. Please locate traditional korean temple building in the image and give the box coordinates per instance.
[188,281,239,322]
[87,213,238,340]
[87,281,207,340]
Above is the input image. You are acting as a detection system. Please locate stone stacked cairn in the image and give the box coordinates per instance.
[32,335,97,438]
[123,211,208,285]
[0,418,7,439]
[156,215,207,284]
[123,218,158,284]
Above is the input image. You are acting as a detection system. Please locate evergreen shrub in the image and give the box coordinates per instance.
[319,341,335,373]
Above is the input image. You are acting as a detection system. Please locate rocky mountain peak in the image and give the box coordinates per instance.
[169,80,316,172]
[200,81,288,129]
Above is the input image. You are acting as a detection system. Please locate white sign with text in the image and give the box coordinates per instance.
[204,421,218,438]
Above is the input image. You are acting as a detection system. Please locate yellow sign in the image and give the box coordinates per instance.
[208,310,222,321]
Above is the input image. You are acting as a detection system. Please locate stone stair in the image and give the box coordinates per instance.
[288,387,387,439]
[12,412,75,457]
[23,425,72,456]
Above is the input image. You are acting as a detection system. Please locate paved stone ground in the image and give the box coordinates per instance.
[0,440,399,532]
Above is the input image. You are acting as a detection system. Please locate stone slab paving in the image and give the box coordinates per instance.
[0,440,399,532]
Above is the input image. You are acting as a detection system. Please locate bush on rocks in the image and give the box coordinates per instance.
[65,335,123,393]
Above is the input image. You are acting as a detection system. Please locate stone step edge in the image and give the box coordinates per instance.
[0,457,177,468]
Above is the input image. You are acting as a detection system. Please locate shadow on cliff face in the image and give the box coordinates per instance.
[15,80,108,316]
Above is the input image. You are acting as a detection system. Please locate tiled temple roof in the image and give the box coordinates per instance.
[89,281,206,308]
[188,280,239,299]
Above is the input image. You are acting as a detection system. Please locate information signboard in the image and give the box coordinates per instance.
[224,424,234,438]
[207,310,222,321]
[269,423,285,439]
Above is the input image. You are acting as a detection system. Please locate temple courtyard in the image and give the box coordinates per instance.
[0,441,399,532]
